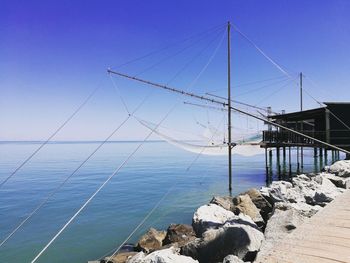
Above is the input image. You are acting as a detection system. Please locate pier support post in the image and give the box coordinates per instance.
[277,147,281,178]
[265,148,268,184]
[319,148,323,157]
[301,147,304,172]
[346,153,350,160]
[269,148,273,184]
[314,148,318,157]
[297,146,300,174]
[325,149,328,165]
[289,146,292,176]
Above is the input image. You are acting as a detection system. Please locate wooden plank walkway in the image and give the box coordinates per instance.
[256,190,350,263]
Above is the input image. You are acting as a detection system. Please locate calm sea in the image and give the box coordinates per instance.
[0,141,331,262]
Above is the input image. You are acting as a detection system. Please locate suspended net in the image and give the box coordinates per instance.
[135,117,265,156]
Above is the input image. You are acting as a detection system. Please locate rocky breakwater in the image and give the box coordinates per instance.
[91,160,350,263]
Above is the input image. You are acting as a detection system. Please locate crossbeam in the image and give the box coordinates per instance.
[107,69,350,155]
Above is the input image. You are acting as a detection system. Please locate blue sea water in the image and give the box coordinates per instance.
[0,141,335,262]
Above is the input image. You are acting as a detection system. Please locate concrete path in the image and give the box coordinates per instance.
[256,190,350,263]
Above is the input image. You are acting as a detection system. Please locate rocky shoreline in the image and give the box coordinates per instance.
[90,160,350,263]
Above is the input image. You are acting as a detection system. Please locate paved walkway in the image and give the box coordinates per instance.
[257,190,350,263]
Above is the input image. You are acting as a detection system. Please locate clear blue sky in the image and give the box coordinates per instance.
[1,0,350,141]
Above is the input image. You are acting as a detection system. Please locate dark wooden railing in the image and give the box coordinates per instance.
[263,130,350,146]
[263,130,324,145]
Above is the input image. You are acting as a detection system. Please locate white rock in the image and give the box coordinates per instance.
[222,254,245,263]
[127,247,198,263]
[183,217,263,262]
[323,173,350,189]
[192,204,237,236]
[324,160,350,178]
[310,176,342,206]
[264,181,293,203]
[255,205,305,261]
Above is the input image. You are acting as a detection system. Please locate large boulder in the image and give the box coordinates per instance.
[210,196,234,211]
[305,176,342,206]
[127,247,198,263]
[136,228,166,253]
[260,181,293,204]
[324,160,350,177]
[324,173,350,189]
[182,219,264,263]
[243,188,273,222]
[232,194,264,228]
[163,224,196,247]
[264,205,305,241]
[222,255,244,263]
[255,204,305,261]
[106,252,139,263]
[192,204,237,236]
[280,202,322,218]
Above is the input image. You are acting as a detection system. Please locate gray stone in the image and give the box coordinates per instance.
[210,196,234,211]
[183,217,263,263]
[243,188,273,222]
[106,252,139,263]
[222,255,245,263]
[261,181,293,203]
[127,247,198,263]
[163,224,196,247]
[324,160,350,178]
[192,204,237,236]
[324,173,350,189]
[232,194,264,228]
[136,228,166,253]
[306,176,342,206]
[255,205,305,261]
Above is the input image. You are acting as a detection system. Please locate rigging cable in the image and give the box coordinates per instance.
[0,86,100,189]
[135,27,225,77]
[234,78,292,98]
[302,76,350,130]
[231,23,292,79]
[101,105,226,263]
[232,22,350,132]
[0,88,153,248]
[31,23,226,263]
[206,75,288,94]
[98,28,227,262]
[253,77,296,106]
[111,23,226,70]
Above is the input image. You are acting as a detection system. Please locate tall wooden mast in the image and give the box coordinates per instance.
[227,21,232,191]
[300,72,304,170]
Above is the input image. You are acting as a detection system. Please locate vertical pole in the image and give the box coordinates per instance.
[277,147,281,179]
[289,146,292,176]
[300,72,304,171]
[227,21,232,191]
[265,148,268,185]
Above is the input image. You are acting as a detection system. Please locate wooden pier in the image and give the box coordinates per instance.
[262,102,350,176]
[256,189,350,263]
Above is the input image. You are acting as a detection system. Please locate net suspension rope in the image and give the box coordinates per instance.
[107,70,350,155]
[0,86,100,189]
[100,30,227,261]
[231,22,350,133]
